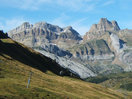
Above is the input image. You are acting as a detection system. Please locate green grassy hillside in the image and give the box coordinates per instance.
[0,36,125,98]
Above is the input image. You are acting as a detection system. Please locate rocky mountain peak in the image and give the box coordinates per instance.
[8,21,82,49]
[111,20,120,31]
[64,26,72,30]
[63,26,74,33]
[99,18,110,24]
[21,22,31,29]
[33,22,49,28]
[33,22,63,33]
[89,18,120,33]
[8,22,33,36]
[34,21,48,27]
[17,22,33,30]
[83,18,121,41]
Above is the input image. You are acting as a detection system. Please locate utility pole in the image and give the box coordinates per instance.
[27,71,33,88]
[124,77,128,99]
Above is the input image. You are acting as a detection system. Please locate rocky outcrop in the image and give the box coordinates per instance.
[0,30,8,39]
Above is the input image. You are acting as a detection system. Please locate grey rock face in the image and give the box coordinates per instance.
[33,44,72,58]
[33,22,63,34]
[8,22,82,48]
[8,22,33,36]
[110,33,126,53]
[70,39,114,61]
[89,18,120,32]
[34,49,96,79]
[59,26,82,40]
[123,52,132,70]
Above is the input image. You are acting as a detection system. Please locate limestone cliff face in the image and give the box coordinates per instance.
[8,22,82,48]
[33,43,72,58]
[34,48,96,79]
[110,33,126,54]
[69,39,114,61]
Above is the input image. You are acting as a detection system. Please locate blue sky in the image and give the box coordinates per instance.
[0,0,132,35]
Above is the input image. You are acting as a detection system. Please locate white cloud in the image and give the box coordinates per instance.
[102,0,115,6]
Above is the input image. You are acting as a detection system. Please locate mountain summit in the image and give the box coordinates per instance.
[8,22,82,48]
[89,18,120,33]
[83,18,120,40]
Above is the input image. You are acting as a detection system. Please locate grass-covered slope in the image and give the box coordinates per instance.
[0,38,66,75]
[86,72,132,98]
[0,36,124,98]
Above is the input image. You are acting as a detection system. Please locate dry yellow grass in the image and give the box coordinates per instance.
[0,38,15,43]
[0,53,125,99]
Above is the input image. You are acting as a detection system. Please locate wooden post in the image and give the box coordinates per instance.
[27,71,32,88]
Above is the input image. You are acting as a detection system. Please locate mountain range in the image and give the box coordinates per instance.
[8,18,132,79]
